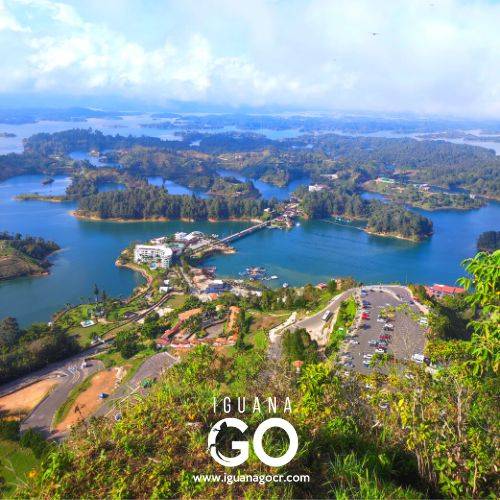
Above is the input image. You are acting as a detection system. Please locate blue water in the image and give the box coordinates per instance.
[205,202,500,288]
[1,173,498,326]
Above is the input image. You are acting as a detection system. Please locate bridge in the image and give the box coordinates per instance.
[221,220,273,244]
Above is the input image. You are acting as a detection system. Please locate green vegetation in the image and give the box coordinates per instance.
[477,230,500,253]
[52,375,95,426]
[207,176,259,199]
[364,181,485,210]
[326,297,357,355]
[0,318,78,384]
[0,438,39,497]
[0,232,59,280]
[77,186,271,221]
[282,328,318,364]
[299,189,433,241]
[7,250,498,498]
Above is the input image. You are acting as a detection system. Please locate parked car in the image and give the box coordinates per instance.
[375,347,387,354]
[368,340,378,346]
[98,392,109,399]
[379,334,391,341]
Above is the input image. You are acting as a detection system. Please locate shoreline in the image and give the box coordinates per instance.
[71,210,262,224]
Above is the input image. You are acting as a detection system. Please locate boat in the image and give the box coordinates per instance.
[282,282,289,288]
[42,177,54,185]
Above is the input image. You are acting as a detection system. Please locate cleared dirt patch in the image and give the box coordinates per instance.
[56,369,118,431]
[0,379,59,416]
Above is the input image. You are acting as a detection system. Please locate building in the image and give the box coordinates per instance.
[424,284,465,298]
[205,279,229,294]
[134,244,173,268]
[376,177,396,184]
[308,184,328,192]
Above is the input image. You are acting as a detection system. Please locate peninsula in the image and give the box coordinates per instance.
[0,232,60,281]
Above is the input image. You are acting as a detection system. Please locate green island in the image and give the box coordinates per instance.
[363,179,485,210]
[0,232,60,281]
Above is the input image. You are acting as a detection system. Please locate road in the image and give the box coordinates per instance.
[18,356,104,438]
[339,285,427,374]
[268,288,356,360]
[92,351,179,420]
[0,342,109,398]
[291,288,357,342]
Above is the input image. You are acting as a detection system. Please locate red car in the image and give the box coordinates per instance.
[379,334,391,341]
[361,313,370,320]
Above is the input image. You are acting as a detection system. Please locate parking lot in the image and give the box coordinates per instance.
[339,286,427,374]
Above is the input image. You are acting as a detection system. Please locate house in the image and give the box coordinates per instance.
[134,244,173,268]
[316,282,327,290]
[174,232,188,241]
[424,284,465,298]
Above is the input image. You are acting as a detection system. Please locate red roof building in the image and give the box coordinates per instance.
[425,284,465,298]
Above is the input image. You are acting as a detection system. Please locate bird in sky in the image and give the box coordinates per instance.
[371,32,380,36]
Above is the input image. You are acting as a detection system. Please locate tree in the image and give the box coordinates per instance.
[93,284,99,303]
[0,317,22,349]
[115,330,140,358]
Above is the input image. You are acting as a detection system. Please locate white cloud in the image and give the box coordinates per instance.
[0,0,499,116]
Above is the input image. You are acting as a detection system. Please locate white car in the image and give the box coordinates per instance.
[349,339,360,345]
[363,354,373,359]
[375,348,386,354]
[377,318,385,323]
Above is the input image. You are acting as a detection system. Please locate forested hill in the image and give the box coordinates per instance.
[77,186,270,221]
[299,189,433,241]
[0,232,60,280]
[20,128,500,199]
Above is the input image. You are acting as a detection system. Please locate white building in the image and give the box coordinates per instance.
[134,244,173,268]
[308,184,328,192]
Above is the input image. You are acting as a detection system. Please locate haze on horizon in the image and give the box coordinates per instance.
[0,0,499,118]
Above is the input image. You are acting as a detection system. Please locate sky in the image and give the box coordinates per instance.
[0,0,499,116]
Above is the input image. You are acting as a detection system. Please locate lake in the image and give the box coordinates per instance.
[1,173,498,326]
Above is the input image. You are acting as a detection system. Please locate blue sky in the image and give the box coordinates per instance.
[0,0,499,116]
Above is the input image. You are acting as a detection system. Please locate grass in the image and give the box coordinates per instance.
[327,297,358,354]
[52,373,95,426]
[0,439,39,498]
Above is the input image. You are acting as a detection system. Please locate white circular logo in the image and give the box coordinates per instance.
[208,417,298,467]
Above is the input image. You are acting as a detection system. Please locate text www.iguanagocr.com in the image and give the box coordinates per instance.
[193,473,310,485]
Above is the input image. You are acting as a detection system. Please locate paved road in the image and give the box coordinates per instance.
[339,285,426,374]
[291,289,357,342]
[93,351,179,420]
[0,342,109,398]
[19,357,104,438]
[268,289,356,360]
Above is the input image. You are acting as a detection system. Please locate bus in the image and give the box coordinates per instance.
[322,310,333,322]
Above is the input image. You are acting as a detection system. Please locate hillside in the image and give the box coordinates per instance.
[0,234,59,281]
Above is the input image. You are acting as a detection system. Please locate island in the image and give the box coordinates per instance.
[0,132,16,138]
[0,232,60,280]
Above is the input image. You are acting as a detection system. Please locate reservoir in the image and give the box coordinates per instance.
[1,173,499,326]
